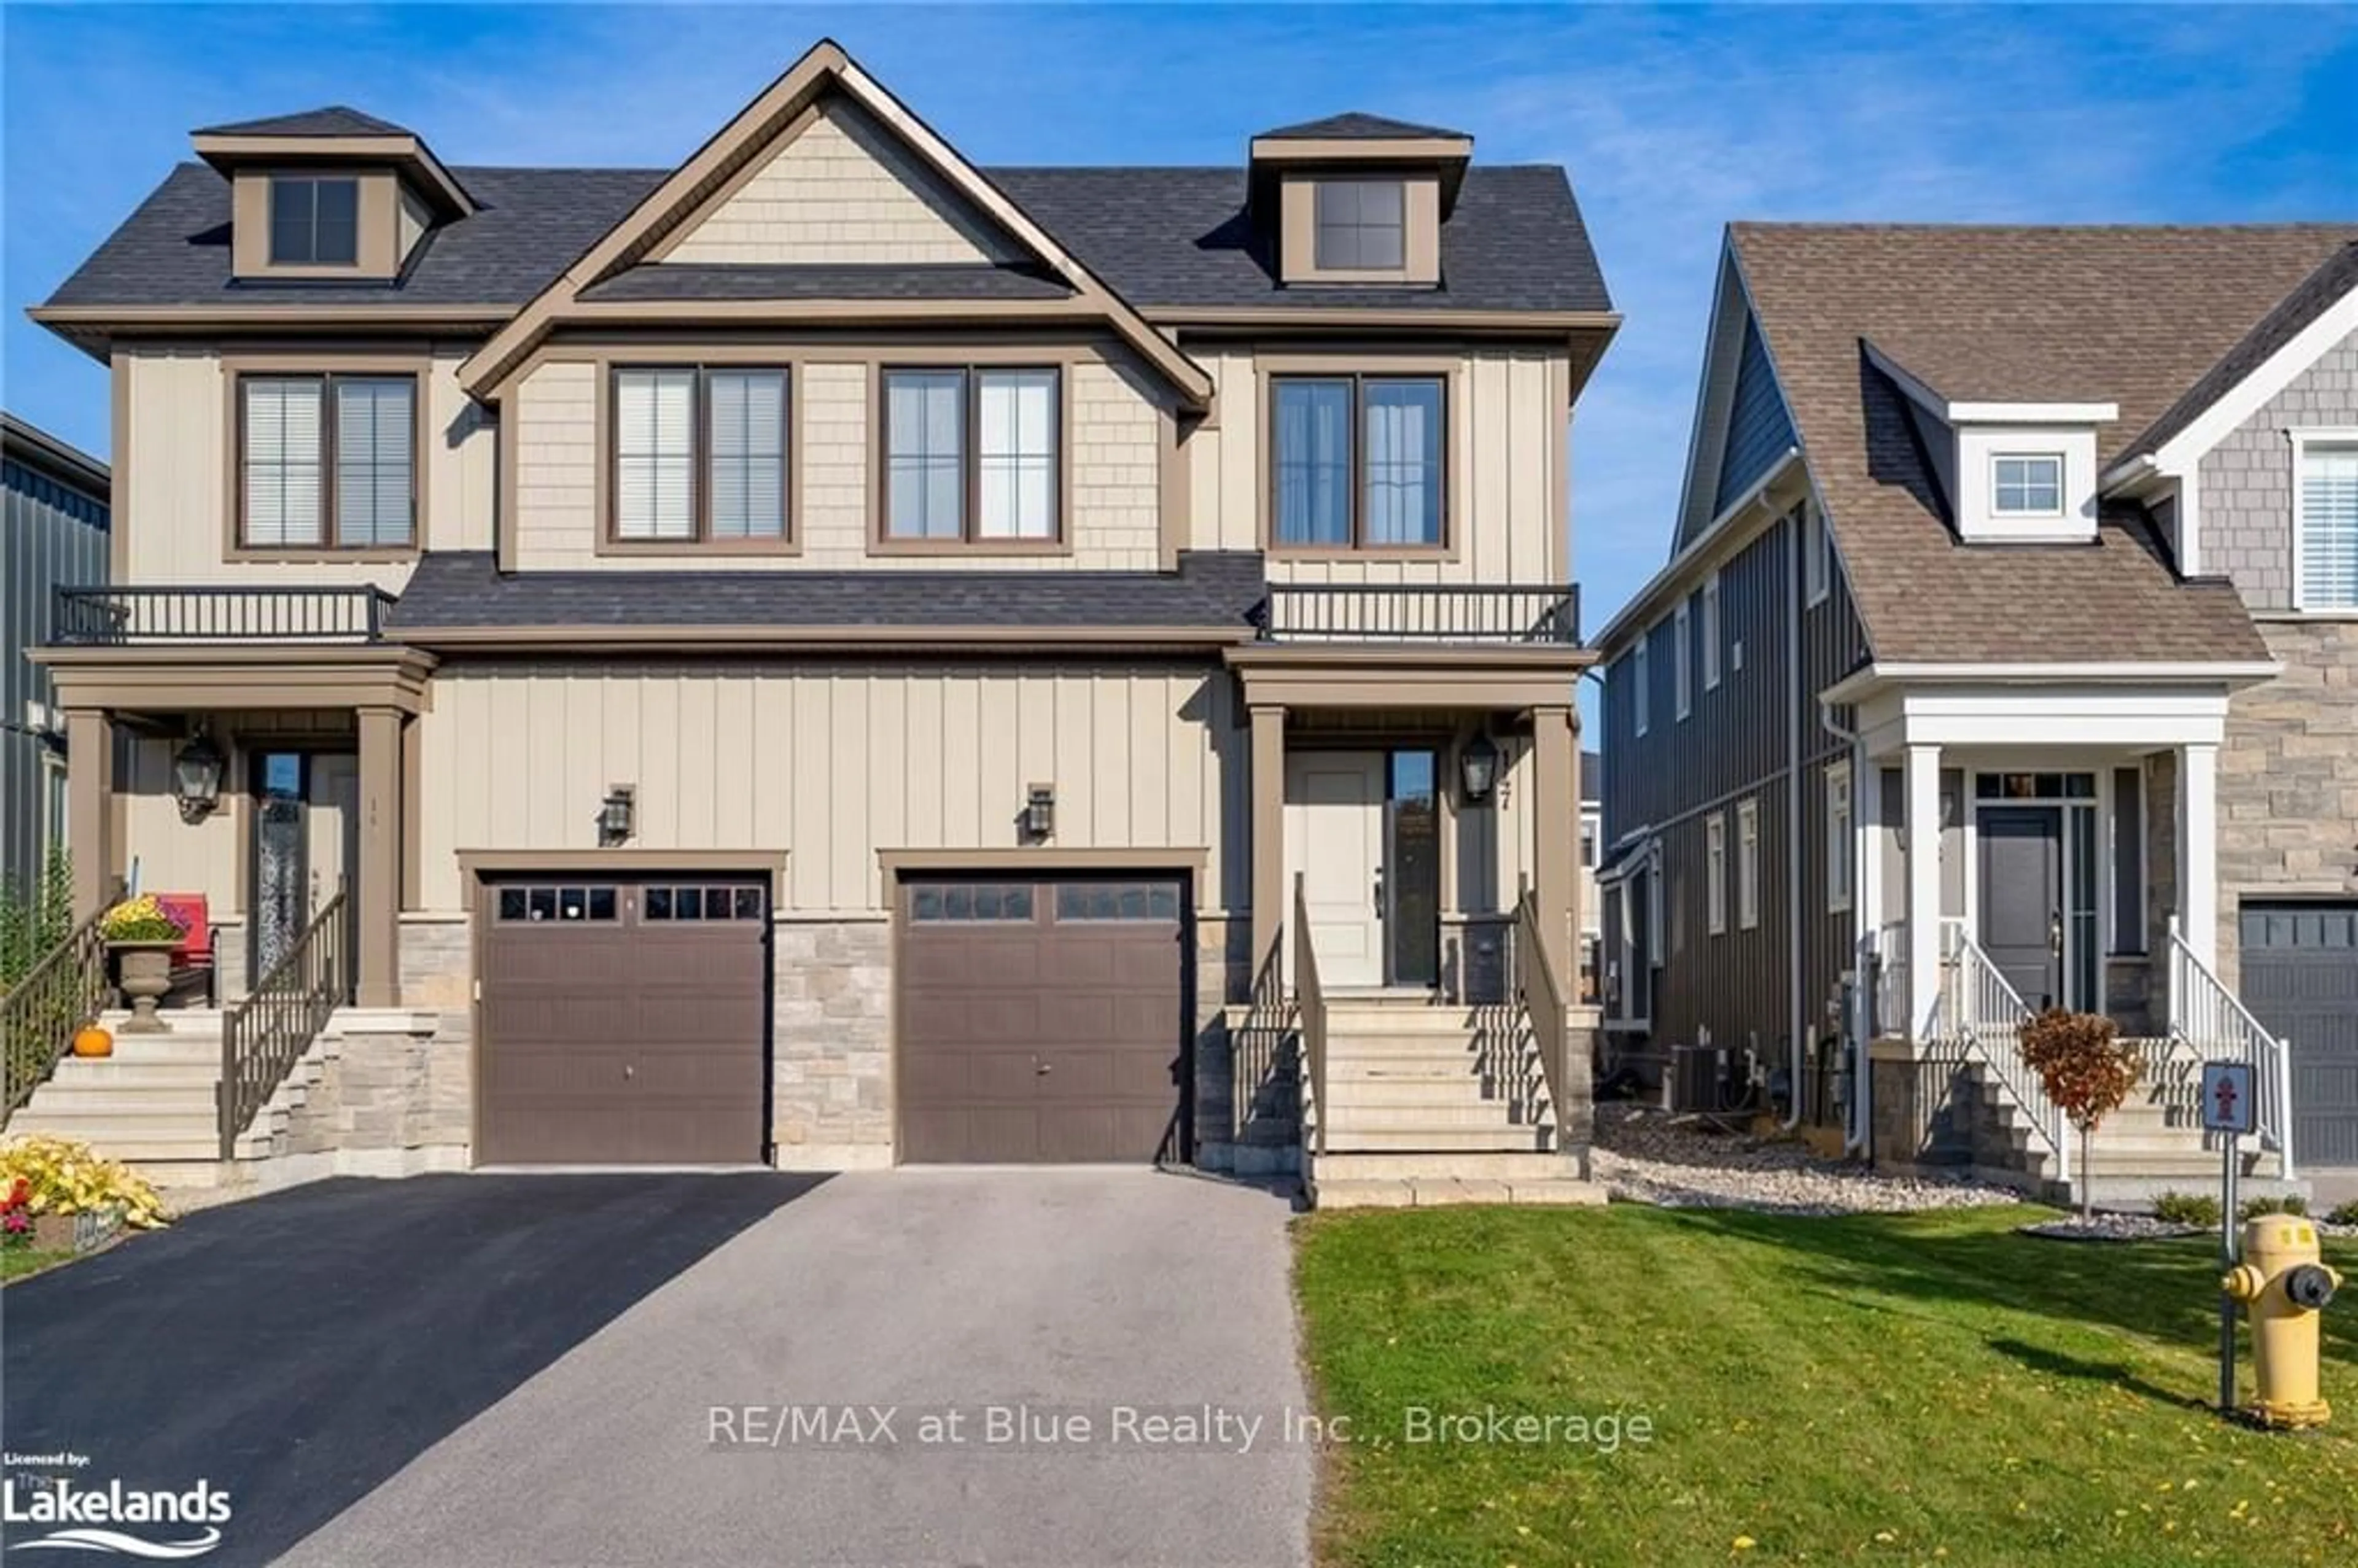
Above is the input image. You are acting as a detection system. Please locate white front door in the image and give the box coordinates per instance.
[1285,751,1386,988]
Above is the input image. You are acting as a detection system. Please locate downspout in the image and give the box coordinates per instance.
[1818,699,1869,1153]
[1783,507,1805,1130]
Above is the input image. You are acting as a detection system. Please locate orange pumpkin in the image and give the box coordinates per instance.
[71,1024,114,1059]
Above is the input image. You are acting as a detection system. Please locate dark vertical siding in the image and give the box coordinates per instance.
[1598,499,1872,1117]
[1797,531,1872,1093]
[1711,318,1796,516]
[2,452,111,896]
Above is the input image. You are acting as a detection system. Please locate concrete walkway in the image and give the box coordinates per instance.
[281,1170,1310,1568]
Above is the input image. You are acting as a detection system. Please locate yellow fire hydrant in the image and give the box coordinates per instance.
[2221,1216,2343,1429]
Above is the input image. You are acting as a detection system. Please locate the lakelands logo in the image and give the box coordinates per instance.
[2,1467,231,1559]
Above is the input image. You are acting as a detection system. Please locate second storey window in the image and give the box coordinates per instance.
[613,367,789,543]
[883,367,1060,543]
[1273,376,1444,549]
[240,373,414,549]
[2297,437,2358,610]
[1314,180,1406,271]
[269,177,359,266]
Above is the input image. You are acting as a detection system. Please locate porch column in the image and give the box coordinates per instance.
[1854,743,1882,1039]
[1532,704,1578,984]
[2176,740,2220,973]
[1248,704,1286,988]
[1904,742,1943,1041]
[356,705,403,1008]
[63,708,115,922]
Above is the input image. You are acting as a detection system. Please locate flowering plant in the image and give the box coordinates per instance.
[98,894,187,945]
[1,1176,34,1248]
[0,1135,168,1230]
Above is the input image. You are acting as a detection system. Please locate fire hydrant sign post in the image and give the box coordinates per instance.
[2203,1060,2257,1413]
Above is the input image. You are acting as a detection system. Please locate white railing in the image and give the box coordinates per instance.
[2167,915,2294,1178]
[1869,920,1910,1038]
[1943,922,2069,1160]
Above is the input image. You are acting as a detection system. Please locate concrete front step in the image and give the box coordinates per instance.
[1319,1126,1554,1154]
[1325,1101,1543,1133]
[1309,1149,1575,1183]
[1324,1077,1507,1108]
[20,1087,227,1116]
[1327,1058,1491,1083]
[1326,1036,1485,1060]
[1312,1176,1608,1210]
[39,1059,224,1089]
[1323,1008,1485,1036]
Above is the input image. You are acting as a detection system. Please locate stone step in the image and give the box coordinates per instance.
[1323,1077,1503,1108]
[1326,1034,1483,1058]
[1326,1055,1490,1081]
[19,1135,270,1165]
[1310,1176,1609,1210]
[1323,1007,1485,1036]
[58,1036,226,1066]
[1326,1101,1541,1133]
[1320,1125,1554,1154]
[1309,1149,1575,1183]
[45,1058,222,1087]
[21,1087,224,1116]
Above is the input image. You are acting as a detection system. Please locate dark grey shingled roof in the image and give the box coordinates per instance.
[389,551,1270,635]
[579,262,1072,304]
[45,164,666,308]
[193,105,414,138]
[1256,112,1466,141]
[44,160,1610,316]
[992,165,1611,312]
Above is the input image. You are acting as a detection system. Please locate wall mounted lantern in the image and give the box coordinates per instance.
[171,728,226,825]
[1458,735,1501,804]
[1025,783,1056,840]
[599,784,637,847]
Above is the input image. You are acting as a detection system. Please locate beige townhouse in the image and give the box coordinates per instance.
[7,41,1614,1204]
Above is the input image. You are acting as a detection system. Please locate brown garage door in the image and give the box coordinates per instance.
[478,877,768,1165]
[898,876,1186,1163]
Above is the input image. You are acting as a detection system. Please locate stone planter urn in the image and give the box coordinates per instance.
[110,941,179,1034]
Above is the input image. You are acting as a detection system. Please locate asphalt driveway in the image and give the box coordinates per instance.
[2,1170,1309,1567]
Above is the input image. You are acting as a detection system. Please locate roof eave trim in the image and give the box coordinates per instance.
[386,623,1259,651]
[1593,446,1803,652]
[190,131,477,217]
[1822,658,2284,704]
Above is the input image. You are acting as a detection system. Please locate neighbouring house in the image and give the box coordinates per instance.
[1597,222,2358,1199]
[7,41,1611,1203]
[1,412,111,900]
[1578,747,1601,1003]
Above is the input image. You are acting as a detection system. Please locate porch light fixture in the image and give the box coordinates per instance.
[1025,783,1056,840]
[598,784,636,848]
[171,728,226,825]
[1458,735,1501,803]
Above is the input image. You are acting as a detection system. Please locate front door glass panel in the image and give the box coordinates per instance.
[1387,751,1440,987]
[251,752,306,984]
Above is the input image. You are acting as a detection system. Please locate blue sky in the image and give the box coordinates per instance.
[4,4,2354,633]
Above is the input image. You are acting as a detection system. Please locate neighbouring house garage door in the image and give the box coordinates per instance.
[478,877,769,1165]
[898,876,1187,1163]
[2239,902,2358,1168]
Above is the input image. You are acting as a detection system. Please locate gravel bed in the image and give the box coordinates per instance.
[1589,1104,2023,1216]
[2018,1214,2206,1243]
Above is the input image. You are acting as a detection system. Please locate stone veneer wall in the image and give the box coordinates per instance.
[2218,619,2358,992]
[771,920,892,1169]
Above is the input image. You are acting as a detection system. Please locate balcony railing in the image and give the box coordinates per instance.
[1254,583,1581,645]
[52,586,394,646]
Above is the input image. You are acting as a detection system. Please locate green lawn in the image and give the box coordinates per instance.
[1294,1205,2357,1567]
[0,1246,76,1282]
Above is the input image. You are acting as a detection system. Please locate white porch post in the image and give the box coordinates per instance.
[1854,743,1881,1037]
[1905,743,1943,1042]
[2176,740,2220,973]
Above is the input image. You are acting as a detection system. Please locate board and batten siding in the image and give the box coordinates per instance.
[508,354,1168,573]
[414,662,1243,917]
[2,445,109,893]
[1186,345,1567,587]
[115,347,492,589]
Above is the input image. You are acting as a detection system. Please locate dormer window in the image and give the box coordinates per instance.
[1993,454,2064,517]
[1314,181,1405,271]
[269,176,360,266]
